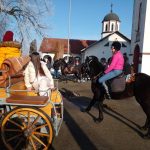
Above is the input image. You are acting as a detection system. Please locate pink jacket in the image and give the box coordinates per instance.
[104,51,124,74]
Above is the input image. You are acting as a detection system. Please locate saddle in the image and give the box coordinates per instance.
[107,73,126,93]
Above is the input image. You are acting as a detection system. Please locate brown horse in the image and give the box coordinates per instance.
[82,56,150,139]
[57,58,82,82]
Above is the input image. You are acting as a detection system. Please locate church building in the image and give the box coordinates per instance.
[131,0,150,75]
[81,6,131,63]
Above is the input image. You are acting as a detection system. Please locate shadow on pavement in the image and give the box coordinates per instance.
[60,88,145,139]
[64,108,98,150]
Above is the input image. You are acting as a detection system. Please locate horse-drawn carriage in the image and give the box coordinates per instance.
[0,61,63,149]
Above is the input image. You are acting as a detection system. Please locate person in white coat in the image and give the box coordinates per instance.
[24,52,54,96]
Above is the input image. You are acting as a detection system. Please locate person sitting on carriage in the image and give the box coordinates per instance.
[98,41,124,99]
[24,52,54,96]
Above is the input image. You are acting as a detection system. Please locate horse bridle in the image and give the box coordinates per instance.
[86,58,103,80]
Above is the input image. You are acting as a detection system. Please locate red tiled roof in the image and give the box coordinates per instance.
[39,38,97,54]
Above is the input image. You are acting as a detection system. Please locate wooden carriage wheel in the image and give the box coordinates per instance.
[1,107,54,150]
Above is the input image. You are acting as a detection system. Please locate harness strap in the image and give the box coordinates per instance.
[93,72,103,80]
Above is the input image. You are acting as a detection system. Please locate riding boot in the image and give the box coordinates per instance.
[102,82,111,99]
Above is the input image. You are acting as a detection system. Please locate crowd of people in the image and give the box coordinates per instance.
[23,41,132,98]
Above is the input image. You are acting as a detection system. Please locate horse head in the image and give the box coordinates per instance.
[85,56,104,79]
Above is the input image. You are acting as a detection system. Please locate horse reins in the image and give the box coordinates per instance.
[92,71,103,80]
[86,58,103,80]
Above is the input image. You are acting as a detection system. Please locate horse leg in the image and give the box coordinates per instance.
[74,72,81,83]
[81,95,97,112]
[93,101,104,123]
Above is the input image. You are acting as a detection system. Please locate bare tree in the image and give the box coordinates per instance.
[0,0,52,54]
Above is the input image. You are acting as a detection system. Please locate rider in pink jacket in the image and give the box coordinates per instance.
[104,51,124,74]
[98,41,124,99]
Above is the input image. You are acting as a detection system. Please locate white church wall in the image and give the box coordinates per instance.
[131,0,146,54]
[83,33,131,63]
[141,0,150,75]
[131,0,150,75]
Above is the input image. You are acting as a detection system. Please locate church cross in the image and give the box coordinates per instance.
[111,3,113,13]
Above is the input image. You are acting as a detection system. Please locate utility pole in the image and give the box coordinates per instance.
[67,0,71,62]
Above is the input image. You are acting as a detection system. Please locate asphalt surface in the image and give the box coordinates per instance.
[51,80,150,150]
[0,80,150,150]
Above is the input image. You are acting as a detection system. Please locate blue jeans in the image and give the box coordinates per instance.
[54,70,59,78]
[98,70,122,84]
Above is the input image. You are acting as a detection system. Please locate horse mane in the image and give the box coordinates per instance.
[87,56,104,77]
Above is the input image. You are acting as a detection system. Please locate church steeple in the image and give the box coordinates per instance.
[111,3,113,13]
[101,4,121,38]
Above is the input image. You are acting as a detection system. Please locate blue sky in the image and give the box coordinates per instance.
[46,0,134,41]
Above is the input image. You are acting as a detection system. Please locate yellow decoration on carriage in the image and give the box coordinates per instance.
[0,41,21,67]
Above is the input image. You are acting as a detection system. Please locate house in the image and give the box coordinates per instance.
[39,38,97,61]
[81,7,132,63]
[131,0,150,75]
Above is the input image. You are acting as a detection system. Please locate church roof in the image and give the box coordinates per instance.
[102,12,120,22]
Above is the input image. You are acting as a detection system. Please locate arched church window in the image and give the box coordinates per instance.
[105,24,108,31]
[111,24,114,31]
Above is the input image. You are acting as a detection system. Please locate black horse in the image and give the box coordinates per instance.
[82,56,150,139]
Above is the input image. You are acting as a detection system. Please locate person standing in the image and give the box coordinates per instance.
[24,52,54,96]
[53,59,60,79]
[98,41,124,99]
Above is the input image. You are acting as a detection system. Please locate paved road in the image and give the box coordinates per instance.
[0,80,150,150]
[52,80,150,150]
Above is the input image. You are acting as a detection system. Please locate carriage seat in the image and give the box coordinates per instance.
[6,95,49,105]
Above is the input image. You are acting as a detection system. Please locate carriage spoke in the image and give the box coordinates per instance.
[32,134,47,148]
[29,136,37,150]
[29,115,40,128]
[4,129,22,132]
[7,119,24,129]
[33,131,50,137]
[33,123,48,131]
[15,112,28,128]
[27,111,30,127]
[14,138,23,150]
[7,133,22,142]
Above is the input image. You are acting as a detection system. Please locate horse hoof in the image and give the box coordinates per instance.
[81,108,90,113]
[103,104,108,108]
[94,118,103,123]
[143,133,150,139]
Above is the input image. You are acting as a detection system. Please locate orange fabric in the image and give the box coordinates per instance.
[0,56,30,86]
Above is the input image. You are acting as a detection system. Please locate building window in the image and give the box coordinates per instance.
[104,42,109,46]
[105,24,108,31]
[122,43,127,47]
[111,24,114,31]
